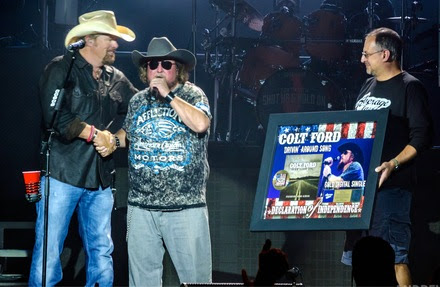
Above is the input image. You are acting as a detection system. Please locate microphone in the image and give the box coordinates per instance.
[324,156,340,165]
[286,266,300,281]
[67,39,85,51]
[151,76,164,98]
[151,87,159,97]
[280,6,290,14]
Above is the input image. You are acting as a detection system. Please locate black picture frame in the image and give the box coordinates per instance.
[250,109,389,231]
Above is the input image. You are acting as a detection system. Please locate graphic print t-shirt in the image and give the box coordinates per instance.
[123,82,211,209]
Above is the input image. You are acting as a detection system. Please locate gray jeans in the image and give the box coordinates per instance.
[127,205,212,286]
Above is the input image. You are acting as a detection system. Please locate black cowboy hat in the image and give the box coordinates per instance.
[338,142,364,165]
[132,37,196,71]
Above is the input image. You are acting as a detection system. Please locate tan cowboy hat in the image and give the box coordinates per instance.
[132,37,196,71]
[64,10,135,48]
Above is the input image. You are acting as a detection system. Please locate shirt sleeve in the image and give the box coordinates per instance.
[182,83,212,120]
[405,80,433,152]
[194,89,212,120]
[39,57,83,140]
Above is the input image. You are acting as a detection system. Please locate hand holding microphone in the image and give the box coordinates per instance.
[149,76,169,99]
[324,156,340,166]
[323,157,334,166]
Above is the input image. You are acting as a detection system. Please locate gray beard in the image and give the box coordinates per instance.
[102,54,115,65]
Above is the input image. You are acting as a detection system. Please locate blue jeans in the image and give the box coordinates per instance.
[29,176,114,287]
[342,187,412,265]
[127,206,212,286]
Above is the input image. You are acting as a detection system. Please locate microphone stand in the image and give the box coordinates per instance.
[192,0,197,84]
[39,50,78,287]
[367,0,374,31]
[226,0,237,142]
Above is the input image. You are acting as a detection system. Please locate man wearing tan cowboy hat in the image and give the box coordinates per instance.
[30,10,137,287]
[96,36,212,286]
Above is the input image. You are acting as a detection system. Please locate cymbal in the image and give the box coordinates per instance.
[211,0,264,31]
[386,16,428,23]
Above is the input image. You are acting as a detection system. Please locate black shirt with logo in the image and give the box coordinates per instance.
[355,71,432,189]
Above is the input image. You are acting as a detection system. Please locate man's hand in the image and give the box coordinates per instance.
[241,269,254,286]
[149,77,170,98]
[322,165,332,178]
[93,130,116,157]
[374,160,396,188]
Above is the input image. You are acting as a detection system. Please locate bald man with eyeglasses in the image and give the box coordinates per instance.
[342,27,433,286]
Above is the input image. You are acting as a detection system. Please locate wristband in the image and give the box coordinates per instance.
[391,158,399,170]
[165,91,175,103]
[87,125,95,143]
[91,129,98,142]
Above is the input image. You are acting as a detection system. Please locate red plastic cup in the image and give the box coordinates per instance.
[22,170,42,203]
[22,170,40,183]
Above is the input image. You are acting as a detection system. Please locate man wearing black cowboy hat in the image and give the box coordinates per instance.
[97,36,212,286]
[30,10,137,287]
[323,142,365,184]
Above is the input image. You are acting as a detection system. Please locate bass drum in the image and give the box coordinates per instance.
[236,45,299,102]
[261,12,303,56]
[256,68,346,130]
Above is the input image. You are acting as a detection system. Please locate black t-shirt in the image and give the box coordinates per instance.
[355,71,432,188]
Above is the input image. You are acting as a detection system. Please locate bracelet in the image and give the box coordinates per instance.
[165,91,175,103]
[391,158,400,170]
[87,125,95,143]
[114,135,120,148]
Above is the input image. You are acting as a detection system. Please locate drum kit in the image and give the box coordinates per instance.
[203,0,430,142]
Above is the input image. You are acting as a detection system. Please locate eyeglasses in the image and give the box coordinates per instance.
[361,50,384,58]
[342,150,351,155]
[147,60,176,70]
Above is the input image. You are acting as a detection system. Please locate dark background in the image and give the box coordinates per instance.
[1,0,439,286]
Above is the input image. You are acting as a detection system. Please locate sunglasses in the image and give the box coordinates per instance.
[147,60,176,70]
